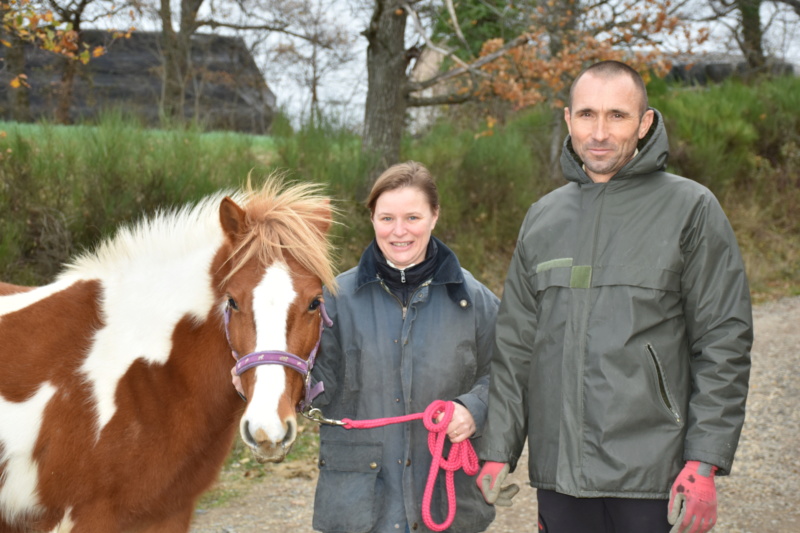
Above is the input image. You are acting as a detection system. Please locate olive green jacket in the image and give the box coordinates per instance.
[480,109,753,498]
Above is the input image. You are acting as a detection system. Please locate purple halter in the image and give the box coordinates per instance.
[224,300,333,411]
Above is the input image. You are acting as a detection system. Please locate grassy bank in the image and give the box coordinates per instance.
[1,78,798,301]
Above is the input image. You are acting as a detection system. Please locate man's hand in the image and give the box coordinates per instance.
[476,461,520,507]
[668,461,718,533]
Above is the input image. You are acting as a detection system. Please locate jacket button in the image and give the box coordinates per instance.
[411,523,419,530]
[319,459,326,467]
[370,462,378,469]
[459,299,468,308]
[406,459,411,466]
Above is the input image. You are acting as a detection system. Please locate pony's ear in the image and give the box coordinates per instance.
[219,197,246,241]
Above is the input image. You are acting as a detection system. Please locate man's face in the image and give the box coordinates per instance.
[564,72,654,183]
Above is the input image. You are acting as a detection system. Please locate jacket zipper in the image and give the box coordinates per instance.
[646,343,682,424]
[379,279,431,320]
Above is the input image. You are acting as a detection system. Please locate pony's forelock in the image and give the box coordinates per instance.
[223,176,339,293]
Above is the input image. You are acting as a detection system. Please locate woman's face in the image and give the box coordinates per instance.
[371,186,438,269]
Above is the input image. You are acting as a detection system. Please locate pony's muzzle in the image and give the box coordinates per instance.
[241,417,297,463]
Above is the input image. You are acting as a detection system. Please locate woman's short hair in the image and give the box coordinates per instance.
[366,161,440,215]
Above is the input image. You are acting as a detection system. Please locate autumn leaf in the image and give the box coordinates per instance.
[10,74,29,89]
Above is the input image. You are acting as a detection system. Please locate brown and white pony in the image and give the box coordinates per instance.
[0,179,336,532]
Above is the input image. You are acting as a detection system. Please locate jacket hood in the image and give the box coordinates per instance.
[561,107,670,185]
[355,236,471,306]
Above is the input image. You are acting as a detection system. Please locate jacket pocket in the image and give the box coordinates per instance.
[313,440,383,533]
[644,343,683,425]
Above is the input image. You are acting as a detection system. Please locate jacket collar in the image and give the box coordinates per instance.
[355,236,471,307]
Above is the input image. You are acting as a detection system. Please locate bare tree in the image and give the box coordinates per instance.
[257,0,357,126]
[694,0,800,71]
[154,0,351,123]
[359,0,528,171]
[356,0,708,174]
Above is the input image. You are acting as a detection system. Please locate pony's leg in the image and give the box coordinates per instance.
[137,504,195,533]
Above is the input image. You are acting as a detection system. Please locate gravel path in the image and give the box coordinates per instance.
[191,296,800,533]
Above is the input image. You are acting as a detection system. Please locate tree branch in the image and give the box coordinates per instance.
[406,32,529,93]
[402,1,469,69]
[407,89,474,107]
[196,19,332,48]
[444,0,472,54]
[776,0,800,17]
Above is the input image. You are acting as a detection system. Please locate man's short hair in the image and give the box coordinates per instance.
[568,61,649,116]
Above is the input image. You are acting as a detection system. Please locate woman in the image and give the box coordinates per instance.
[310,161,499,533]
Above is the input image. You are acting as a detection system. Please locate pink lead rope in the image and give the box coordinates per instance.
[341,399,480,532]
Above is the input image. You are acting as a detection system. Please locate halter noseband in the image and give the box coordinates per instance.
[223,300,333,411]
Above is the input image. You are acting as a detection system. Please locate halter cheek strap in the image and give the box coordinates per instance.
[223,301,333,410]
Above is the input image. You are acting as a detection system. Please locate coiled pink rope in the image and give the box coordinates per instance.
[341,399,479,531]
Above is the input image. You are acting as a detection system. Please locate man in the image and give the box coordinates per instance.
[476,60,753,533]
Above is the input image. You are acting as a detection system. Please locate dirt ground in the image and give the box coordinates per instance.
[191,296,800,533]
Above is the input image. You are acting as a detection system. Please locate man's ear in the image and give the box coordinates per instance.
[564,106,572,134]
[638,109,655,139]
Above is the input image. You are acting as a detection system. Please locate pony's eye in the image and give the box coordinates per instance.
[227,297,239,311]
[308,297,322,312]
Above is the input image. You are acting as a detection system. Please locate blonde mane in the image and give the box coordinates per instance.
[225,177,338,292]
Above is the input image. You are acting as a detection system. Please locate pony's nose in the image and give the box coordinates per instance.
[241,420,257,448]
[281,417,297,448]
[242,416,297,448]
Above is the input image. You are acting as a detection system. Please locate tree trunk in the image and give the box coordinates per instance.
[159,0,204,121]
[545,0,578,179]
[548,107,564,180]
[362,0,409,174]
[737,0,765,71]
[56,56,78,124]
[6,35,32,122]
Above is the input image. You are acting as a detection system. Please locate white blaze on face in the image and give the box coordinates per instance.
[240,263,296,445]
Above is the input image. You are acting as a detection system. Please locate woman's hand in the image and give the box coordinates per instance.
[445,402,476,443]
[230,352,245,397]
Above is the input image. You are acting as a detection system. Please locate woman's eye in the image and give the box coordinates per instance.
[227,297,239,311]
[308,298,322,312]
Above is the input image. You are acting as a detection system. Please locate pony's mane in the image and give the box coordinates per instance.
[225,178,338,292]
[60,178,338,293]
[61,194,229,280]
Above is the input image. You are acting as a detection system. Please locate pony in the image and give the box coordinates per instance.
[0,178,337,532]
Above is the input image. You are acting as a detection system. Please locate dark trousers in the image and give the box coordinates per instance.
[537,489,671,533]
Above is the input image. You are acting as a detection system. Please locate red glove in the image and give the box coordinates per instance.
[476,461,519,507]
[668,461,718,533]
